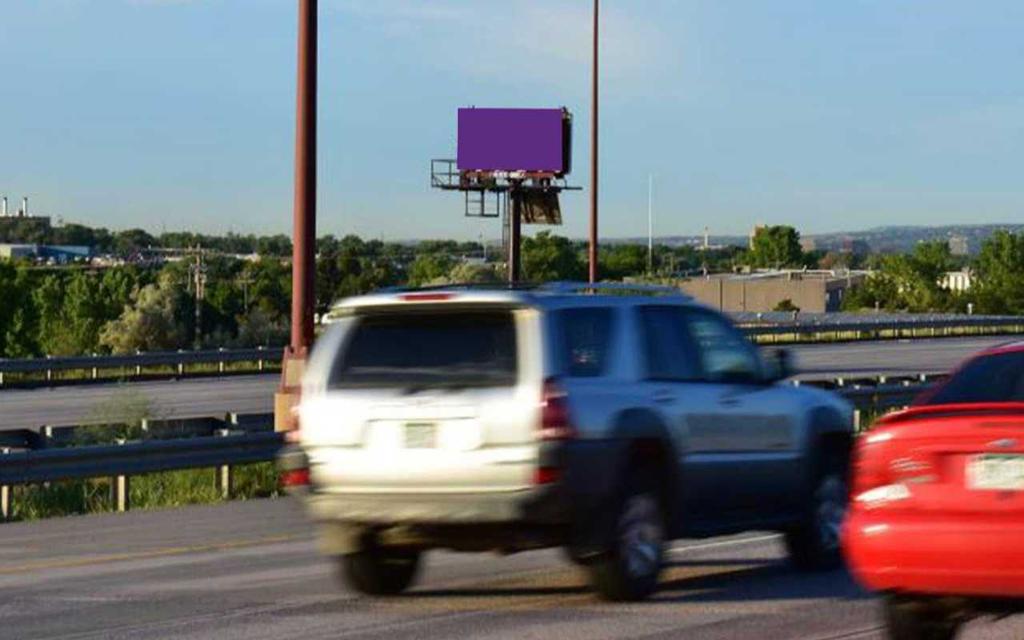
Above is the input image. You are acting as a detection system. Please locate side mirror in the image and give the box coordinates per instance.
[765,348,795,383]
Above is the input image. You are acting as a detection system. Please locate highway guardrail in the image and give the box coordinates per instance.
[0,346,284,386]
[0,376,931,520]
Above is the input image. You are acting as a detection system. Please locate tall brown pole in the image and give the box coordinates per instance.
[277,0,317,432]
[291,0,317,352]
[588,0,599,283]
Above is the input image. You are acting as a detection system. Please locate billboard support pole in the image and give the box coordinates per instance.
[508,189,522,283]
[588,0,599,284]
[276,0,317,432]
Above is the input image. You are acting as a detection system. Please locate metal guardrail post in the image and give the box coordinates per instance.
[1,448,9,521]
[111,439,130,513]
[215,429,233,499]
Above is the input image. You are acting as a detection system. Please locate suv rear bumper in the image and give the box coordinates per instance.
[304,484,567,526]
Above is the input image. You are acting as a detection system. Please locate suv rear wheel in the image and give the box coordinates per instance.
[588,472,665,601]
[883,596,961,640]
[785,454,847,570]
[338,540,421,596]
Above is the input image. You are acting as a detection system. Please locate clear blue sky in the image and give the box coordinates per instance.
[2,0,1023,240]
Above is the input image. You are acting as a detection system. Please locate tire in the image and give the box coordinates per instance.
[588,471,666,602]
[338,543,421,596]
[785,453,848,571]
[883,596,961,640]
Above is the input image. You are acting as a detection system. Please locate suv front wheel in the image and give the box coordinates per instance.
[588,472,666,601]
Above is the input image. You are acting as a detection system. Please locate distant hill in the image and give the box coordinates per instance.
[807,223,1024,255]
[610,223,1024,255]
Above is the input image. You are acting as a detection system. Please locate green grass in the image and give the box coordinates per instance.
[7,462,281,522]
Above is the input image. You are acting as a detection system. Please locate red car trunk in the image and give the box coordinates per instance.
[844,345,1024,600]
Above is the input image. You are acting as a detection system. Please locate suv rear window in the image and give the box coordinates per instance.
[923,351,1024,405]
[329,310,517,388]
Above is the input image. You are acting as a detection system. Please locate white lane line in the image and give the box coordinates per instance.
[668,533,781,555]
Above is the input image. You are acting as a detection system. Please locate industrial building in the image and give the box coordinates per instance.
[679,269,869,313]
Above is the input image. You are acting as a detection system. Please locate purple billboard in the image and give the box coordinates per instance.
[456,108,571,175]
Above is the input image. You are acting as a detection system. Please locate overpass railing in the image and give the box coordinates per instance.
[0,316,1021,386]
[739,314,1024,343]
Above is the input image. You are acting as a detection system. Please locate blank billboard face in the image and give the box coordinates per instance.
[457,108,567,174]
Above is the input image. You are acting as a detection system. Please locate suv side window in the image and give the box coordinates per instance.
[684,309,763,384]
[637,306,702,381]
[558,307,615,377]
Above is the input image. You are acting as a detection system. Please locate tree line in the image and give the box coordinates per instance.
[3,224,1024,358]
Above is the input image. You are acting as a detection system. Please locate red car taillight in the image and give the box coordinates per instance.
[850,430,892,499]
[534,378,576,485]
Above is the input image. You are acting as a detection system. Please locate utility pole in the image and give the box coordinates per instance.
[191,249,207,349]
[647,174,653,275]
[276,0,318,432]
[588,0,599,283]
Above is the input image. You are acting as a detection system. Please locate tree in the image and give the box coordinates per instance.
[601,244,648,279]
[972,231,1024,314]
[255,234,292,256]
[522,232,584,282]
[408,253,454,286]
[0,263,38,357]
[424,261,501,285]
[113,228,156,255]
[749,226,803,269]
[773,299,800,312]
[100,273,188,353]
[842,241,956,312]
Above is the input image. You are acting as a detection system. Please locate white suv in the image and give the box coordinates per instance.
[285,283,854,601]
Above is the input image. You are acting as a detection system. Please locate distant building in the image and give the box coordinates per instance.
[679,269,869,313]
[799,236,817,253]
[948,235,969,256]
[941,269,973,292]
[0,243,91,263]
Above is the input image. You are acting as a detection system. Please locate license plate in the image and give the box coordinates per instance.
[967,454,1024,491]
[404,423,436,449]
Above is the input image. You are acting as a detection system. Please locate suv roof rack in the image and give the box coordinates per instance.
[377,282,542,293]
[365,281,689,299]
[538,281,688,297]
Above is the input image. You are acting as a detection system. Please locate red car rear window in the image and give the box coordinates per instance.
[924,351,1024,405]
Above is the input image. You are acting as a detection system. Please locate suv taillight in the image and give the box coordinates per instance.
[535,379,575,485]
[538,378,577,441]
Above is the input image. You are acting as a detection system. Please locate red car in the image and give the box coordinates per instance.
[843,342,1024,639]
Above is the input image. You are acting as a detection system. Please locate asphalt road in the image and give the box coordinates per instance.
[0,336,1013,431]
[1,497,1022,639]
